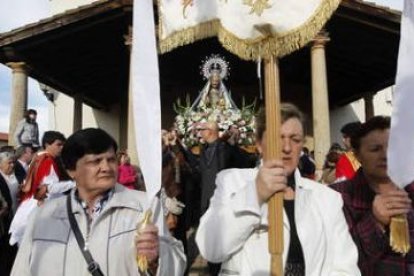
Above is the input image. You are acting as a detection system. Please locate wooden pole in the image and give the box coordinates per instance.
[263,56,283,276]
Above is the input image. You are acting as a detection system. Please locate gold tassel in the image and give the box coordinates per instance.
[136,210,153,272]
[390,214,411,255]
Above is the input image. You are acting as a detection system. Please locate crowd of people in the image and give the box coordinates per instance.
[0,105,413,276]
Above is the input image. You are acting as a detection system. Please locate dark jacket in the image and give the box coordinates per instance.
[14,160,27,186]
[0,174,12,223]
[0,173,17,276]
[199,140,251,214]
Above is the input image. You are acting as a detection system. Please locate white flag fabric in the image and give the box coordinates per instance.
[387,0,414,189]
[159,0,341,60]
[132,0,161,204]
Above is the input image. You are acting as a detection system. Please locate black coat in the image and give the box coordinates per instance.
[177,140,257,217]
[14,160,27,185]
[0,174,17,276]
[0,174,12,219]
[199,140,255,214]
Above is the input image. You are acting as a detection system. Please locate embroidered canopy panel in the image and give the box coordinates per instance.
[158,0,341,60]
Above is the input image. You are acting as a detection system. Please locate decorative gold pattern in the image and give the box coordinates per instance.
[182,0,193,19]
[159,0,342,60]
[243,0,272,16]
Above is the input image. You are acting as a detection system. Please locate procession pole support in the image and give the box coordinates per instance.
[264,55,283,276]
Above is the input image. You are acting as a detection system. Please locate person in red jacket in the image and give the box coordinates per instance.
[20,131,67,202]
[9,131,68,246]
[117,150,137,190]
[335,121,362,181]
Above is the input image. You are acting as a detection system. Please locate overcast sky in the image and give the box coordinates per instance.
[0,0,404,136]
[0,0,50,136]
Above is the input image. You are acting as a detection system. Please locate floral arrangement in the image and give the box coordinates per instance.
[174,95,257,148]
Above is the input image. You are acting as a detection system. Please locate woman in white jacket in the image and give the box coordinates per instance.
[196,103,360,276]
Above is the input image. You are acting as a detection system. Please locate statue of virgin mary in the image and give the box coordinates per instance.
[191,55,237,111]
[174,54,256,148]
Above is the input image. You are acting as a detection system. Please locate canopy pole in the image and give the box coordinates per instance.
[263,56,283,276]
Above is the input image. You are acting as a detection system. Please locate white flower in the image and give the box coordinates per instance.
[176,115,184,122]
[230,112,241,121]
[174,98,256,147]
[193,114,202,121]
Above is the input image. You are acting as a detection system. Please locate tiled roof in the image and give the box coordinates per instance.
[0,0,131,43]
[0,132,9,141]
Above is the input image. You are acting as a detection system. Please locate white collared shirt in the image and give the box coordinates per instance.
[17,159,29,172]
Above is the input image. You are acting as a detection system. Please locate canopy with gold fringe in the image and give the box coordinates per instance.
[158,0,341,60]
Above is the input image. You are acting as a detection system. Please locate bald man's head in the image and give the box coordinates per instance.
[206,121,218,131]
[200,121,219,143]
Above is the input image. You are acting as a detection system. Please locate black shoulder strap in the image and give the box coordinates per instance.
[66,194,104,276]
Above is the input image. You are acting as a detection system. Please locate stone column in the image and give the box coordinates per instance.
[311,32,331,179]
[364,93,375,120]
[124,26,139,165]
[7,62,28,146]
[73,93,83,132]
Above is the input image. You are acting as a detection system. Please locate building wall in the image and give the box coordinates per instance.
[49,0,97,15]
[329,87,393,147]
[48,92,120,141]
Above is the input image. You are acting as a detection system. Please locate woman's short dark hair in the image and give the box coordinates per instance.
[255,103,306,141]
[351,116,391,152]
[42,131,66,148]
[62,128,118,170]
[25,109,37,117]
[340,121,362,138]
[24,109,37,123]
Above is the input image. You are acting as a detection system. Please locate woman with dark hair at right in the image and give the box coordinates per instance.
[331,116,414,275]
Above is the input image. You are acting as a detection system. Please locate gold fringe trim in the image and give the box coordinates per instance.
[158,0,341,60]
[159,20,220,54]
[390,214,411,256]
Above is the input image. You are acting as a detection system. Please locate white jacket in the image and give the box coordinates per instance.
[11,184,186,275]
[196,169,360,276]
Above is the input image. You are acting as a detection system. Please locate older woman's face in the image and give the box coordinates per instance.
[0,157,15,175]
[69,148,118,196]
[257,117,304,176]
[355,129,390,182]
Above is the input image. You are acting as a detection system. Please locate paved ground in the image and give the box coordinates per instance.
[186,227,209,275]
[188,255,209,276]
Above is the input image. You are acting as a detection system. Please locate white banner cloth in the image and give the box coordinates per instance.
[132,0,161,204]
[159,0,341,60]
[387,0,414,188]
